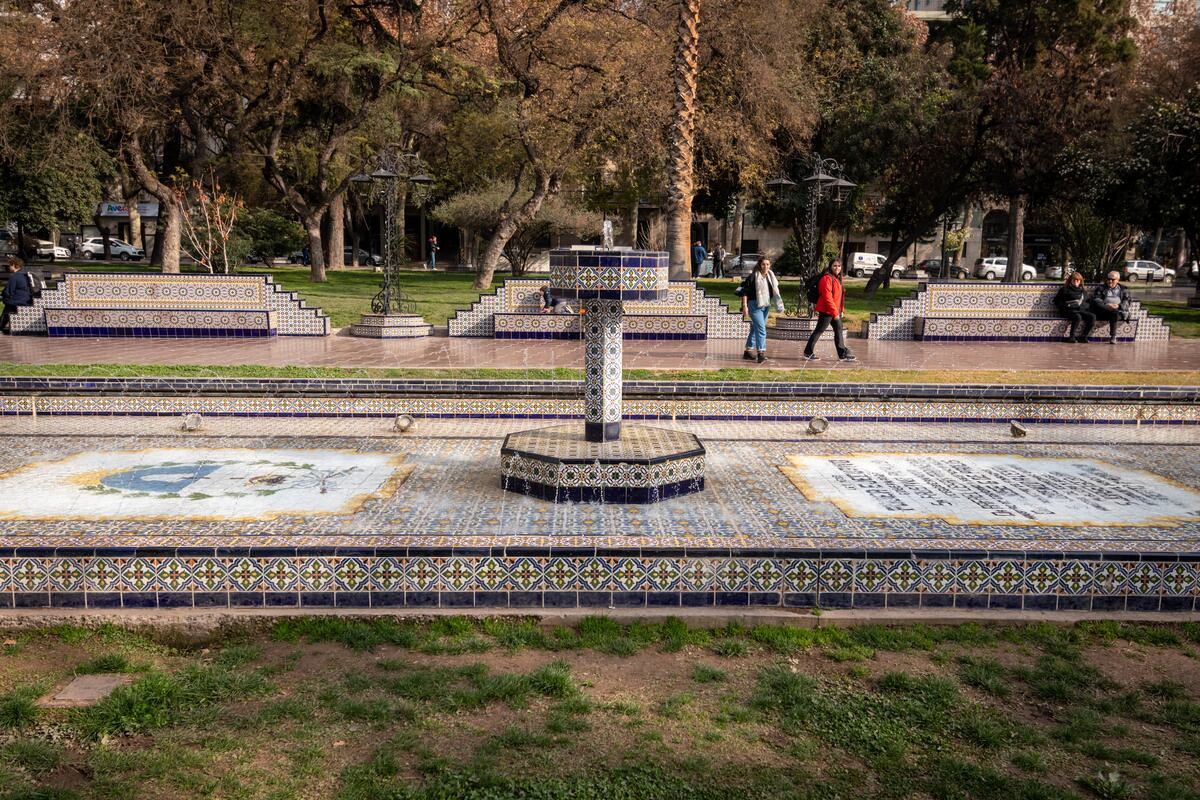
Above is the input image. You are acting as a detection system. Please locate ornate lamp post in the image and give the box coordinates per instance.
[768,155,855,315]
[347,151,435,338]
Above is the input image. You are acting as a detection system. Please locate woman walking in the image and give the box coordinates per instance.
[1054,271,1095,342]
[739,257,785,363]
[803,258,856,361]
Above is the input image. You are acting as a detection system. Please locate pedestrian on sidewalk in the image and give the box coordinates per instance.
[1054,271,1095,342]
[739,257,785,363]
[691,240,707,279]
[1,256,34,335]
[803,258,856,362]
[712,244,726,278]
[1089,271,1131,344]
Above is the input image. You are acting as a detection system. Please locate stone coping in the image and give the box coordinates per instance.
[0,376,1195,402]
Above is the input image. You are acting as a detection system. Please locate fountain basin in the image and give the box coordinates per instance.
[500,423,705,503]
[549,248,669,301]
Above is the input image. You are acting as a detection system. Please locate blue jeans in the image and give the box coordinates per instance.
[745,305,768,351]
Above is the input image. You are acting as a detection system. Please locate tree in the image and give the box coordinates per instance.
[432,183,599,275]
[463,0,658,289]
[665,0,701,279]
[0,132,111,256]
[214,0,454,282]
[945,0,1136,283]
[239,209,307,261]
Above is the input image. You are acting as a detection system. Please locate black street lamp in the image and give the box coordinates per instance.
[769,154,856,314]
[352,151,431,315]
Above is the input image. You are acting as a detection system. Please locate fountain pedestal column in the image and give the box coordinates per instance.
[499,246,706,504]
[583,298,624,443]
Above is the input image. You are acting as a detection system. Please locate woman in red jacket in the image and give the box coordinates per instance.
[803,258,856,361]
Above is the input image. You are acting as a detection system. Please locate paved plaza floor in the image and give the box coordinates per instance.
[1,332,1199,372]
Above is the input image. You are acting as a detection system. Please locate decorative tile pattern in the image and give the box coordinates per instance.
[916,317,1137,342]
[583,298,625,441]
[867,281,1170,342]
[494,313,707,340]
[349,314,432,338]
[12,274,329,336]
[449,278,747,339]
[44,307,278,338]
[766,316,836,341]
[549,248,670,301]
[6,394,1195,427]
[11,551,1198,610]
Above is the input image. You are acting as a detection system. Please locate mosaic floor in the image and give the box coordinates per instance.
[0,418,1195,552]
[1,418,1196,611]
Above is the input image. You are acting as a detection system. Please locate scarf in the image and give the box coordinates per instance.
[753,270,778,309]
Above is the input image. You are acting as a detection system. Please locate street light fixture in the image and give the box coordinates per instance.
[356,150,431,316]
[768,154,855,315]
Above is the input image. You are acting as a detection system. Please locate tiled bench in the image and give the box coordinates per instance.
[44,307,278,337]
[450,276,747,339]
[867,281,1169,342]
[915,316,1138,342]
[494,312,707,340]
[12,273,329,337]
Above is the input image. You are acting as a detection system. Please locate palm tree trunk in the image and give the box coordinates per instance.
[665,0,700,280]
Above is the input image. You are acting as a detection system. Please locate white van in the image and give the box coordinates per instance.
[849,252,891,278]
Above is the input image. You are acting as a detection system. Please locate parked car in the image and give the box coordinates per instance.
[1189,261,1198,280]
[1123,260,1174,283]
[0,230,16,257]
[724,253,762,277]
[913,258,968,280]
[848,252,891,278]
[32,239,71,260]
[344,247,382,266]
[77,237,144,260]
[974,257,1036,281]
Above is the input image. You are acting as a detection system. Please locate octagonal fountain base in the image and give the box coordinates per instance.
[500,423,705,504]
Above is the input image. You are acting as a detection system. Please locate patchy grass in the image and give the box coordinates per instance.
[0,618,1198,799]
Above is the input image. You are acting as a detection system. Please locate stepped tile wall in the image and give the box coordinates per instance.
[867,282,1170,342]
[449,280,749,339]
[11,273,329,336]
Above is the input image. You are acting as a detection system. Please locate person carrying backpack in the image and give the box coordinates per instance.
[1,256,35,334]
[803,258,856,362]
[738,257,785,363]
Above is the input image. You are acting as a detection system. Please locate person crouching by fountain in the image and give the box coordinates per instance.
[739,257,785,363]
[1054,271,1095,342]
[540,285,573,314]
[803,258,856,362]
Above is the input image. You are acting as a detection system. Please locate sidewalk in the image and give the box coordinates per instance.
[1,332,1199,372]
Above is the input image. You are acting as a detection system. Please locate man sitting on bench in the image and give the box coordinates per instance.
[540,285,573,314]
[1089,271,1131,344]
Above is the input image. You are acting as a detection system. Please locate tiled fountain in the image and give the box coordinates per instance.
[499,247,706,503]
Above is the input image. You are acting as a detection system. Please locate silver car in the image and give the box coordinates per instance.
[78,237,144,260]
[1123,260,1174,283]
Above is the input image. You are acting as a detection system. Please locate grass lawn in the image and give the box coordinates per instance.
[0,362,1198,385]
[1,617,1198,800]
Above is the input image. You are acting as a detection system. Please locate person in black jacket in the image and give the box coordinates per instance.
[1,256,33,334]
[1053,271,1095,343]
[1089,271,1132,344]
